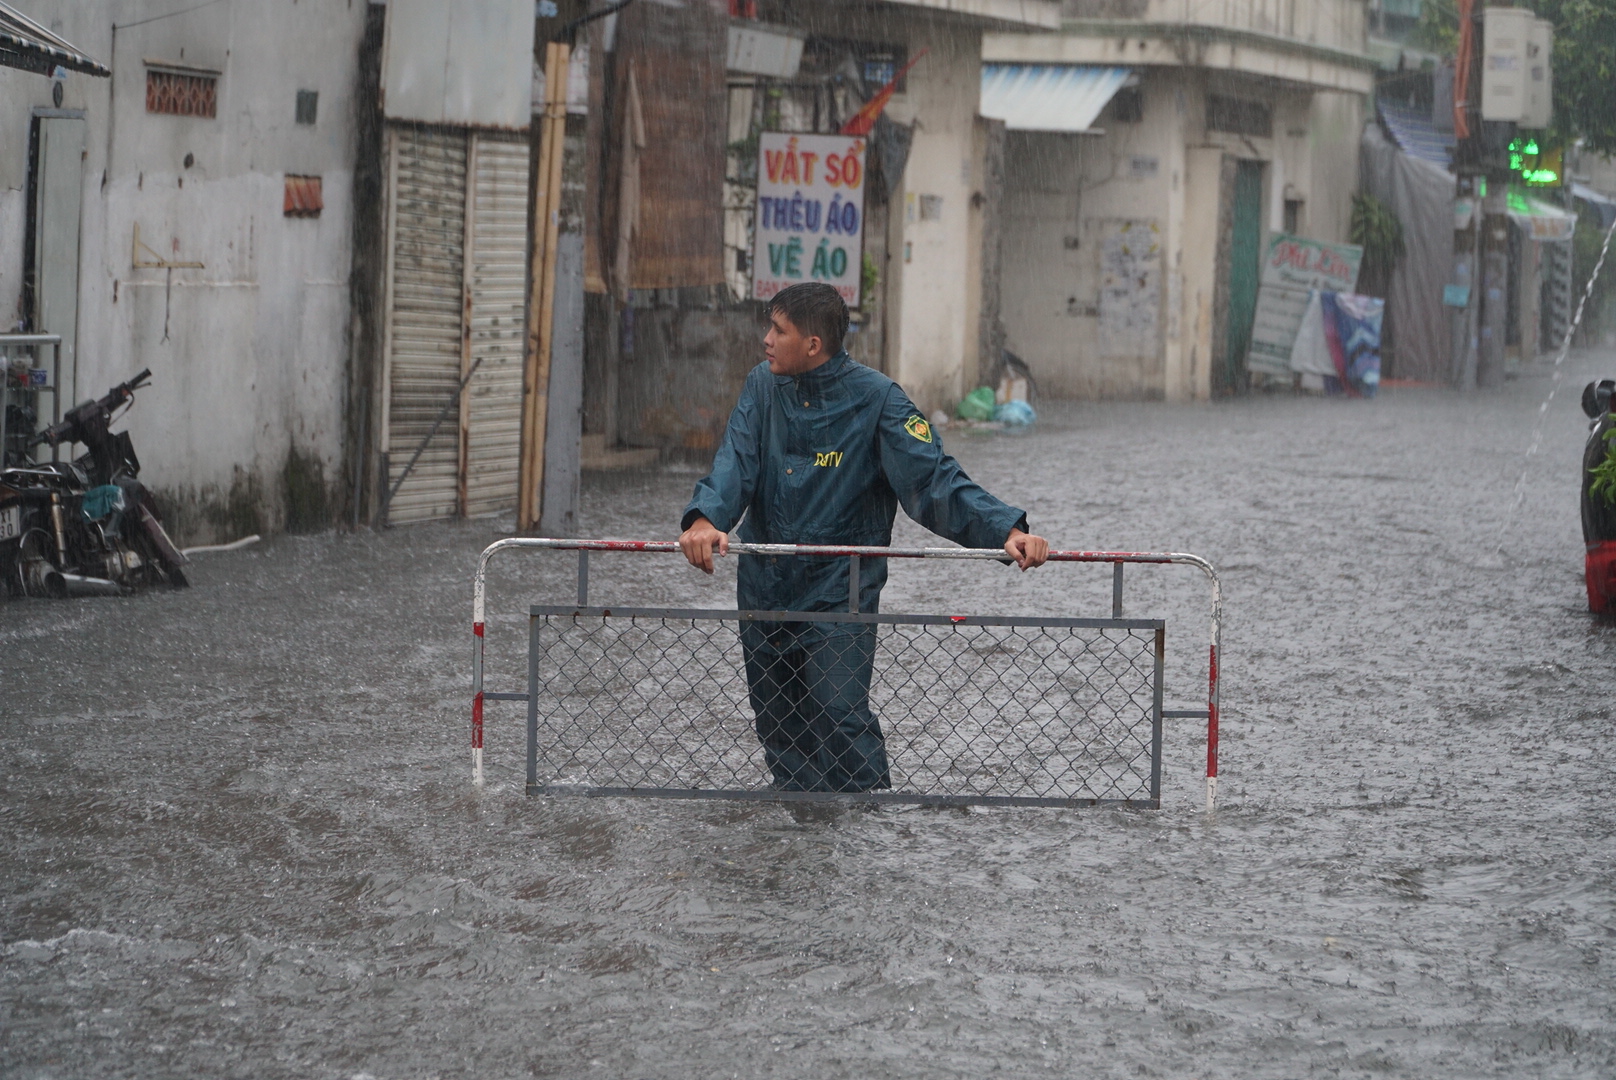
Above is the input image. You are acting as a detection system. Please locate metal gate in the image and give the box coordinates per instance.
[472,540,1223,811]
[381,127,530,524]
[382,126,464,524]
[462,133,530,517]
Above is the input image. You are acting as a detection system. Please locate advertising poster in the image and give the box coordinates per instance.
[752,132,866,306]
[1247,232,1363,376]
[1097,219,1162,358]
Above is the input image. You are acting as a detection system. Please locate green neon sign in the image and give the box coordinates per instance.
[1507,139,1563,187]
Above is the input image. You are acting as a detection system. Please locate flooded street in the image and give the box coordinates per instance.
[5,352,1615,1079]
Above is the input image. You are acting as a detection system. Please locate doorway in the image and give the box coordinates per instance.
[1213,158,1264,396]
[23,110,88,431]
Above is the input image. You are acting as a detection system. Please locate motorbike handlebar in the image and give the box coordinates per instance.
[31,369,154,447]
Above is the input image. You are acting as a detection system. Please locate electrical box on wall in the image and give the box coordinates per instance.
[1481,7,1531,122]
[1482,7,1553,126]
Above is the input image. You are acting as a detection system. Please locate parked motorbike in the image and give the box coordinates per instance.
[0,369,189,598]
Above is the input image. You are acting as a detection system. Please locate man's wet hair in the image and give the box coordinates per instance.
[768,282,848,357]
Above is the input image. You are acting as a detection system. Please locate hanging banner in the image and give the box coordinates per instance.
[751,132,865,306]
[1246,232,1363,376]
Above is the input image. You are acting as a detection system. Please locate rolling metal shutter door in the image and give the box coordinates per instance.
[384,127,466,524]
[463,133,530,517]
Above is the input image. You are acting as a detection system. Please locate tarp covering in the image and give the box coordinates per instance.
[1290,290,1385,397]
[1360,121,1454,384]
[0,1,110,76]
[979,65,1129,134]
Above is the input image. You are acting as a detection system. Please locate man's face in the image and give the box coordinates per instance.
[764,311,825,377]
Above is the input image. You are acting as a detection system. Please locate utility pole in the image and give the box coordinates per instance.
[519,1,629,535]
[1475,3,1517,391]
[1455,3,1553,389]
[1450,0,1482,389]
[1451,1,1516,389]
[518,37,571,534]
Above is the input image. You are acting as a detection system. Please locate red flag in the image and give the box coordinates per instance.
[840,49,928,137]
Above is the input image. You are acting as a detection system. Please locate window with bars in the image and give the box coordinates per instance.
[146,67,218,118]
[1206,94,1271,138]
[1110,86,1144,124]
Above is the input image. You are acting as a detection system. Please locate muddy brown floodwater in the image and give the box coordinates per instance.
[4,352,1615,1079]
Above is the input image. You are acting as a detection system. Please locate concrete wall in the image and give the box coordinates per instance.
[1306,90,1365,245]
[1,1,368,542]
[617,302,763,457]
[998,69,1185,399]
[881,19,983,413]
[1064,0,1367,54]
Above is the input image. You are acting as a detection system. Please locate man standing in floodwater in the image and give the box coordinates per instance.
[679,282,1049,793]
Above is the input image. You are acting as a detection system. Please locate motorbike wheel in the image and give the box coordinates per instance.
[128,528,188,588]
[10,528,59,598]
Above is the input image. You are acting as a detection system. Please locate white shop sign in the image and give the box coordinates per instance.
[751,132,865,307]
[1247,232,1363,376]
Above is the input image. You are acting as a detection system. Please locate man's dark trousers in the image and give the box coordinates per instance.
[741,624,889,793]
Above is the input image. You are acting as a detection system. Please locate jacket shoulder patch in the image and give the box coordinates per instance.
[903,415,933,444]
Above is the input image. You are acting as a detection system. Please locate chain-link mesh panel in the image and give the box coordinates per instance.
[527,608,1163,807]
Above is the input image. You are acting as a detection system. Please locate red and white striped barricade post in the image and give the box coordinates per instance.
[472,540,1221,811]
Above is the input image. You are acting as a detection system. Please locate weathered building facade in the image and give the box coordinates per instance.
[4,0,1067,540]
[9,0,1372,546]
[589,0,1061,460]
[983,0,1374,400]
[2,1,370,541]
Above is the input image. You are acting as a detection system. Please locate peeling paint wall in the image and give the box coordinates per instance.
[1,1,369,543]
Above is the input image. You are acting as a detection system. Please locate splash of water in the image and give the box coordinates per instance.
[1494,214,1616,557]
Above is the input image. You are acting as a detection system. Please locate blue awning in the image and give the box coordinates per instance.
[1376,98,1455,170]
[980,65,1130,134]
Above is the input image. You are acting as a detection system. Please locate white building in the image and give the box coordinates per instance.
[982,0,1374,400]
[2,1,369,541]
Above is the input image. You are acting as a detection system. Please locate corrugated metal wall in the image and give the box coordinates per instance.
[384,126,467,524]
[382,125,529,524]
[463,132,530,518]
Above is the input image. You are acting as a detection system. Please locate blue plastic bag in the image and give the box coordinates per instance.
[81,484,125,521]
[992,399,1036,426]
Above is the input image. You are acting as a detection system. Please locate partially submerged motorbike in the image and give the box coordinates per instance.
[0,369,188,598]
[1581,379,1616,614]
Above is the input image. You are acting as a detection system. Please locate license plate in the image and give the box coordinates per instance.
[0,504,19,542]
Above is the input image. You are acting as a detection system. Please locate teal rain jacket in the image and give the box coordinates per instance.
[682,351,1028,617]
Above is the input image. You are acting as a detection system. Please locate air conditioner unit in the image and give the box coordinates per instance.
[726,21,804,79]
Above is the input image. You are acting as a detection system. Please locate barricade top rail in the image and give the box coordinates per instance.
[471,537,1222,811]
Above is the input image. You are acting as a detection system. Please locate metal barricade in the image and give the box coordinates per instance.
[472,540,1223,811]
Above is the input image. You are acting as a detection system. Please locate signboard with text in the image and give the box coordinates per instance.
[752,132,865,307]
[1247,232,1363,376]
